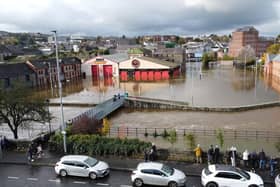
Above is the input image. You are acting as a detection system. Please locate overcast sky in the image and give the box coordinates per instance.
[0,0,279,37]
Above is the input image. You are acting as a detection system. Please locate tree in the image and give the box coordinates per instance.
[71,115,102,135]
[0,85,50,139]
[237,45,256,64]
[215,129,224,148]
[276,34,280,43]
[184,133,196,150]
[266,43,280,54]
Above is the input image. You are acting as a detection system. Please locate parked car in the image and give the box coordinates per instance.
[55,155,109,179]
[131,162,186,187]
[275,174,280,187]
[201,164,264,187]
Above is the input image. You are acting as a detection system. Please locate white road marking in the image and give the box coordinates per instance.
[120,185,132,187]
[27,178,38,181]
[73,181,87,184]
[8,176,19,180]
[48,179,61,183]
[96,183,109,186]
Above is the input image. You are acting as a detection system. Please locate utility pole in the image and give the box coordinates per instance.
[51,30,67,154]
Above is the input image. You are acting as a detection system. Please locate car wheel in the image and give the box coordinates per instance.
[168,181,178,187]
[89,172,97,180]
[59,169,67,177]
[206,182,218,187]
[134,178,143,187]
[249,185,258,187]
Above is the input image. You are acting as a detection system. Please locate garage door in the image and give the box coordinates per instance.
[103,65,112,78]
[91,65,99,80]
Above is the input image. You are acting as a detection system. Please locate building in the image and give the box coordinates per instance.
[152,47,185,63]
[228,26,273,57]
[264,54,280,80]
[26,57,82,87]
[0,63,36,88]
[119,56,181,81]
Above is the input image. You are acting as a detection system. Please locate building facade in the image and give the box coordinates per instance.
[229,26,273,57]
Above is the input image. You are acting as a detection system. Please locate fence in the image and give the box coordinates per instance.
[106,127,280,140]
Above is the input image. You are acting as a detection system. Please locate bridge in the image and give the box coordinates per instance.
[71,96,125,124]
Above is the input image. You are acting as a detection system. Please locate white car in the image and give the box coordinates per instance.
[131,162,186,187]
[55,155,109,179]
[275,174,280,187]
[201,164,264,187]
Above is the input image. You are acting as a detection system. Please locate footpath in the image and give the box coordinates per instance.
[0,149,275,186]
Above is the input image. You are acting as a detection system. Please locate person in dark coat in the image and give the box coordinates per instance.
[214,145,220,164]
[269,157,277,177]
[259,149,266,170]
[207,145,214,165]
[250,150,257,169]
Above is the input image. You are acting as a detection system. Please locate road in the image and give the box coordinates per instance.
[0,164,201,187]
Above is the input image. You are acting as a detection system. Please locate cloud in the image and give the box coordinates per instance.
[0,0,279,36]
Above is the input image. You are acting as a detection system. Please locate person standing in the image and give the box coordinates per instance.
[250,150,257,169]
[194,144,202,164]
[230,146,237,167]
[243,149,249,167]
[207,145,214,165]
[259,149,266,170]
[214,145,220,164]
[269,156,277,177]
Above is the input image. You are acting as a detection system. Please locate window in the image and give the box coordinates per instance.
[153,170,166,177]
[62,161,75,166]
[75,162,87,168]
[141,169,153,174]
[215,172,242,180]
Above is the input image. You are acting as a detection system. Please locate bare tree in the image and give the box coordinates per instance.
[0,85,50,139]
[237,45,256,64]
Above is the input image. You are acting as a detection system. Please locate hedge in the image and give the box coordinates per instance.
[49,133,151,157]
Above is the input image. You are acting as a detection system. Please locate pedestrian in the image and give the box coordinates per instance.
[144,149,149,162]
[269,156,277,177]
[214,145,220,164]
[230,146,237,167]
[150,143,157,161]
[250,150,257,169]
[27,145,34,162]
[37,144,43,158]
[259,149,266,170]
[207,145,214,165]
[243,149,249,167]
[194,144,202,164]
[118,93,120,99]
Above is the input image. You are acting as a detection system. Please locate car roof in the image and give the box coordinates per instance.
[60,155,89,162]
[137,162,163,170]
[209,164,238,173]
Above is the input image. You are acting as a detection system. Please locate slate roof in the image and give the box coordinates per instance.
[103,53,129,63]
[28,57,82,69]
[138,56,180,68]
[0,63,34,78]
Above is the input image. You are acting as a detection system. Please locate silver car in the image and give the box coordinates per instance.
[131,162,186,187]
[55,155,109,179]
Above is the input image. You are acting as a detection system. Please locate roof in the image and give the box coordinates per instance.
[103,53,129,63]
[235,26,258,33]
[138,56,181,68]
[28,57,82,69]
[60,155,89,162]
[209,164,237,172]
[0,62,34,78]
[128,48,143,54]
[137,162,163,170]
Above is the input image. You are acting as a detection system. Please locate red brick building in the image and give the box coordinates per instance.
[229,26,273,57]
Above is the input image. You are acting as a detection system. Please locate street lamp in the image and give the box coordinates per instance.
[51,30,67,154]
[45,99,51,134]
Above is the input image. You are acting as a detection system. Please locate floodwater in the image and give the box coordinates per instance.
[37,62,280,107]
[30,62,280,154]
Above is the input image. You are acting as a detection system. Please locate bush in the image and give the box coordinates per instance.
[49,134,151,157]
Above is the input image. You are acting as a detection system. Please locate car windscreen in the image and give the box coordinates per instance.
[161,164,174,176]
[236,168,250,180]
[84,157,99,167]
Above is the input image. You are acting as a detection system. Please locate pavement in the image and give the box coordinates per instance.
[0,149,275,185]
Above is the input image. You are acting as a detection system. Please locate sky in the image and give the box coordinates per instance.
[0,0,279,37]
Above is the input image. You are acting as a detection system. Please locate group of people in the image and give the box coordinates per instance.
[113,93,121,101]
[27,142,43,162]
[144,143,157,162]
[194,144,278,177]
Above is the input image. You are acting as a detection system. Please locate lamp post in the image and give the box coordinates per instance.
[51,30,67,154]
[45,99,51,134]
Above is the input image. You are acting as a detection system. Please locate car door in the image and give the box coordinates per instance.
[61,161,76,176]
[73,161,90,177]
[214,172,245,187]
[140,169,155,185]
[152,169,169,186]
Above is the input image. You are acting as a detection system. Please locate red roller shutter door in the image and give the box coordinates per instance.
[148,71,154,81]
[91,65,99,80]
[154,71,161,80]
[103,65,112,78]
[162,70,169,79]
[135,71,140,81]
[141,71,148,81]
[173,68,180,78]
[120,71,128,81]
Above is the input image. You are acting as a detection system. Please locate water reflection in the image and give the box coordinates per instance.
[31,63,280,106]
